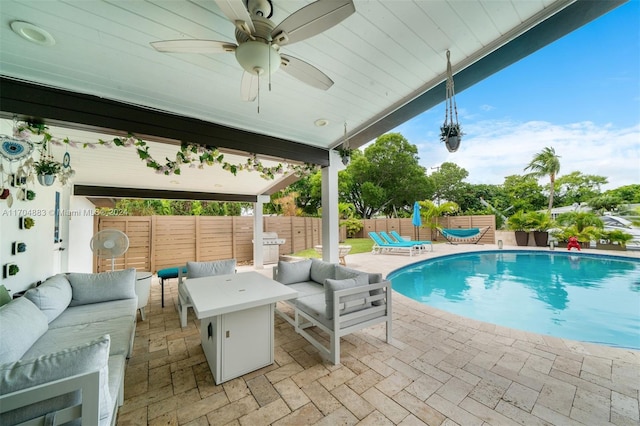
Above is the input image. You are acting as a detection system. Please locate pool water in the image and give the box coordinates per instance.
[388,251,640,349]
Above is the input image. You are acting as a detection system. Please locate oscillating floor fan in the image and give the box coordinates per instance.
[90,229,130,271]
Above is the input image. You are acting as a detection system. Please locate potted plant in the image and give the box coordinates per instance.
[527,211,554,247]
[34,157,62,186]
[555,211,603,249]
[507,210,530,246]
[597,229,633,251]
[337,147,352,166]
[26,189,36,201]
[440,123,462,153]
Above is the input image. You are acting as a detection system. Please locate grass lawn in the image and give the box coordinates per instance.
[291,238,374,258]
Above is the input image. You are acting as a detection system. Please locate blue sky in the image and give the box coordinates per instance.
[394,1,639,191]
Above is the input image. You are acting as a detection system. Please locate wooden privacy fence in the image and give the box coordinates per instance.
[94,214,494,272]
[94,216,322,273]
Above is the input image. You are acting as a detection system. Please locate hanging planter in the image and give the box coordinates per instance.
[37,174,56,186]
[337,123,352,166]
[33,139,63,186]
[441,50,463,153]
[34,159,61,186]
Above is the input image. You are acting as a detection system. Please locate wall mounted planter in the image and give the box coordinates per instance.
[19,216,35,229]
[37,174,56,186]
[3,263,19,278]
[11,241,26,255]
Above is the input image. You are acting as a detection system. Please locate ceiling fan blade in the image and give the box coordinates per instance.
[150,40,236,53]
[240,72,258,101]
[280,54,333,90]
[214,0,255,36]
[272,0,355,46]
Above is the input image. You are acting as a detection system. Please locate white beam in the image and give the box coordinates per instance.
[253,195,270,269]
[321,151,341,263]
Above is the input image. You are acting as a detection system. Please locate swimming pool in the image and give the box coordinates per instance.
[387,251,640,350]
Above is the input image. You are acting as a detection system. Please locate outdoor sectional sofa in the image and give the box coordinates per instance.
[273,258,392,364]
[0,268,138,426]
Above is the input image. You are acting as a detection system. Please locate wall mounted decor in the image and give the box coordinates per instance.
[11,241,26,255]
[19,216,35,229]
[3,263,19,278]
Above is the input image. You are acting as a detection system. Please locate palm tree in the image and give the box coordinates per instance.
[418,200,460,240]
[524,146,561,211]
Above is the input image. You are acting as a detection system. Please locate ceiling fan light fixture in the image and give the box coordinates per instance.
[235,41,280,75]
[10,21,55,46]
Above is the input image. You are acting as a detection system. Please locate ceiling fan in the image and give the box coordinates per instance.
[151,0,355,102]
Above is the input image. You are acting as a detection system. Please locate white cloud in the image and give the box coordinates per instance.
[415,120,640,190]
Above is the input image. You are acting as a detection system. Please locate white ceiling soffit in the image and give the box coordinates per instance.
[0,0,589,148]
[0,0,625,199]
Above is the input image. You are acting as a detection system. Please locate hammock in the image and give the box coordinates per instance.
[439,227,489,244]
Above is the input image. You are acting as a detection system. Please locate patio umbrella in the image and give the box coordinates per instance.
[412,201,422,240]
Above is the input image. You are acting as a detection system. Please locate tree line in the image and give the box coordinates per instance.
[112,132,640,221]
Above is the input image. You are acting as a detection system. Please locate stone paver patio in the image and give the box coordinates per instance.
[117,243,640,425]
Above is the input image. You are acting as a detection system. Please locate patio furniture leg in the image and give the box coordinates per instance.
[160,278,165,307]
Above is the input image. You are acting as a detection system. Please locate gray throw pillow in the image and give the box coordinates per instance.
[324,274,371,320]
[0,298,48,364]
[68,268,136,306]
[276,259,312,285]
[0,335,112,424]
[187,259,236,278]
[25,274,72,323]
[335,266,385,306]
[310,258,336,284]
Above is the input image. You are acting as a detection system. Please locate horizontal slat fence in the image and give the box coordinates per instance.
[95,214,495,272]
[94,216,151,273]
[95,216,323,273]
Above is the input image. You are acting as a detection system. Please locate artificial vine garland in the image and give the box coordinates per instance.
[16,122,317,180]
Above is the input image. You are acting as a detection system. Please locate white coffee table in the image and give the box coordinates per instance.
[184,271,297,384]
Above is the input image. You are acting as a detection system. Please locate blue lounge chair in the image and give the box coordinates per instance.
[368,232,421,256]
[390,231,433,252]
[439,227,489,244]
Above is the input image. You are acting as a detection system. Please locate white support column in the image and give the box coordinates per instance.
[253,195,270,269]
[321,150,341,264]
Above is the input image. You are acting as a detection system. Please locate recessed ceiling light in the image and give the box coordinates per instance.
[314,119,329,127]
[10,21,55,46]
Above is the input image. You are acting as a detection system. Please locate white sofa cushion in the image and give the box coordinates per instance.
[68,268,136,306]
[0,298,48,364]
[24,274,72,323]
[187,259,236,278]
[310,259,336,284]
[277,259,312,285]
[324,274,371,320]
[0,335,112,425]
[336,265,385,306]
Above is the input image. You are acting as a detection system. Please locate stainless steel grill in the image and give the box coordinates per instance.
[257,232,285,264]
